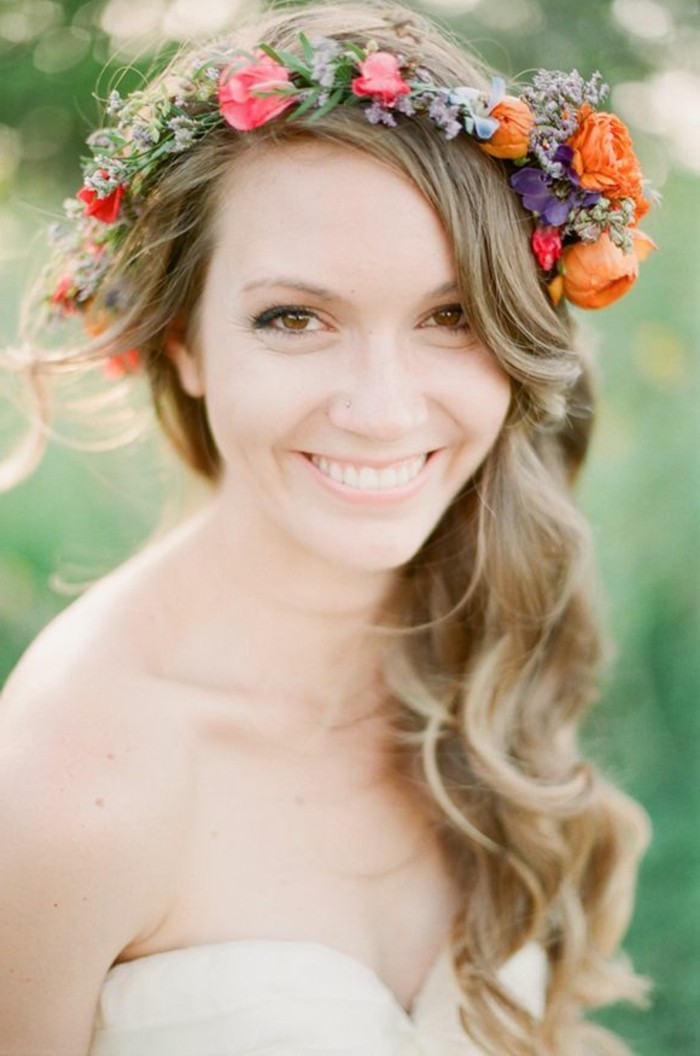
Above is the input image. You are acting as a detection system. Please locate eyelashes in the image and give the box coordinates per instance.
[248,303,471,338]
[250,305,322,335]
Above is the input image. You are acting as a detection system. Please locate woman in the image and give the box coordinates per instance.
[0,2,653,1053]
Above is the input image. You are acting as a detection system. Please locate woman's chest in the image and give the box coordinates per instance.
[123,721,462,1008]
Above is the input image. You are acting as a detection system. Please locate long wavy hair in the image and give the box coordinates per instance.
[6,2,650,1052]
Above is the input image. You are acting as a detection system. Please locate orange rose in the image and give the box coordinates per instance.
[562,230,656,309]
[480,96,534,160]
[568,104,648,221]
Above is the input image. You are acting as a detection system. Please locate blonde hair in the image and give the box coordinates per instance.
[8,2,650,1051]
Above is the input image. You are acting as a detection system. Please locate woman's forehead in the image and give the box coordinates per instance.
[209,140,457,290]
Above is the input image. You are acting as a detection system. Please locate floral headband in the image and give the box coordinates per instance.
[46,33,656,376]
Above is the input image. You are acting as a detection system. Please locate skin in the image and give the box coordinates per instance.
[0,141,510,1053]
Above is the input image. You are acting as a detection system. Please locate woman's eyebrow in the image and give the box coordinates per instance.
[242,278,338,300]
[241,278,460,300]
[424,280,460,298]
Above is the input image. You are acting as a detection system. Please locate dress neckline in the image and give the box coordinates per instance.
[109,936,451,1020]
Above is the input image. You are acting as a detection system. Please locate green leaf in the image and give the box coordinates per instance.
[271,47,312,80]
[307,86,345,122]
[286,90,321,121]
[335,65,354,88]
[343,42,366,61]
[298,32,315,66]
[258,43,283,64]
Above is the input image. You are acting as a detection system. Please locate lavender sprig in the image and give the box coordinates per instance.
[522,69,609,175]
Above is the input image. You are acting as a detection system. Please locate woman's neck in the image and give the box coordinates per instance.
[152,499,400,733]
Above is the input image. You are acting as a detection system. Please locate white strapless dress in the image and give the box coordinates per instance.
[89,938,546,1055]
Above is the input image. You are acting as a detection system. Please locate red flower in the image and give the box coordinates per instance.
[351,52,411,106]
[51,275,77,315]
[102,348,141,380]
[77,173,124,223]
[218,53,296,131]
[531,226,563,271]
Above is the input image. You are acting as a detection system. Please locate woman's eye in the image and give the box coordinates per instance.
[252,306,323,334]
[425,305,468,330]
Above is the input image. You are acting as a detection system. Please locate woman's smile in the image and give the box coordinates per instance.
[299,450,439,502]
[308,451,428,487]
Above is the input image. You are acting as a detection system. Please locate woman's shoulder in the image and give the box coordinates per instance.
[0,552,198,1051]
[4,514,204,710]
[0,512,224,874]
[0,538,195,858]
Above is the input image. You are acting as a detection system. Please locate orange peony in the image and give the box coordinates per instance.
[562,230,656,309]
[568,104,649,220]
[480,96,534,160]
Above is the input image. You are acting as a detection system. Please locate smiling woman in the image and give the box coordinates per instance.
[0,3,652,1055]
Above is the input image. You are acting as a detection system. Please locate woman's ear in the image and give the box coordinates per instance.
[164,316,206,398]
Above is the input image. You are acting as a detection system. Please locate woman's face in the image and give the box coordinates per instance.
[171,140,510,574]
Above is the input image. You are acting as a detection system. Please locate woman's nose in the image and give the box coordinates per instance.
[328,340,428,441]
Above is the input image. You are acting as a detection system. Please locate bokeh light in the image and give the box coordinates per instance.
[612,0,675,41]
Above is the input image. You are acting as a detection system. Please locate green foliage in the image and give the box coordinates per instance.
[1,3,698,1053]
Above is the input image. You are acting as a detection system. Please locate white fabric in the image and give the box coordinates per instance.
[89,938,546,1056]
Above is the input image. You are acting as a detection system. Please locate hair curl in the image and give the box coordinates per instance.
[6,2,650,1052]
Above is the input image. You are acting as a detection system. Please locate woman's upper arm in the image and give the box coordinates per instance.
[1,769,120,1054]
[0,671,182,1056]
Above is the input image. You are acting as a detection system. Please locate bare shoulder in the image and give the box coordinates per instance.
[0,556,194,1054]
[1,547,195,861]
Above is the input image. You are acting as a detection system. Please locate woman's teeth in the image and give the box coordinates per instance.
[310,454,427,490]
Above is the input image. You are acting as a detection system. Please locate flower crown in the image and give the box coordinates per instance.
[46,33,657,376]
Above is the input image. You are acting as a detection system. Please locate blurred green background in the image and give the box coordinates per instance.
[0,0,698,1051]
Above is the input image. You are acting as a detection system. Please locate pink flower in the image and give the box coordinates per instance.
[531,226,563,271]
[77,174,124,223]
[351,52,411,106]
[218,53,296,131]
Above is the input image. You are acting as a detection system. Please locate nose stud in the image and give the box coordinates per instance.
[344,397,352,409]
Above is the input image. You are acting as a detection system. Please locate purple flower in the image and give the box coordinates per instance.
[427,95,462,139]
[510,168,571,225]
[511,164,602,226]
[552,143,576,179]
[394,93,416,117]
[310,37,340,88]
[364,100,397,127]
[582,189,603,207]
